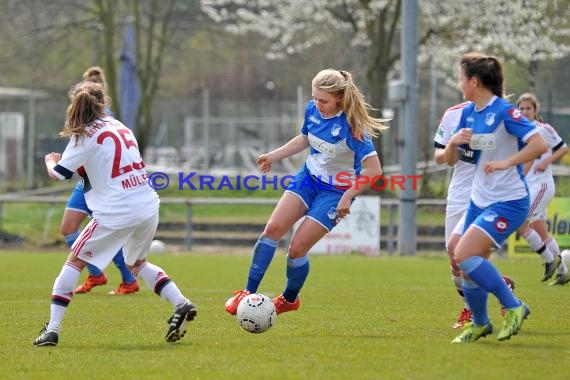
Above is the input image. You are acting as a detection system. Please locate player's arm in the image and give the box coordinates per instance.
[434,146,446,165]
[444,128,472,166]
[257,135,309,172]
[44,152,62,180]
[485,133,548,173]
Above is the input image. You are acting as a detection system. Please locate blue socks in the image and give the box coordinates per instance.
[462,279,489,325]
[459,256,521,321]
[112,250,136,283]
[246,235,278,292]
[282,255,310,303]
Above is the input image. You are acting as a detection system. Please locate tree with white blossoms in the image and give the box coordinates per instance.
[202,0,570,109]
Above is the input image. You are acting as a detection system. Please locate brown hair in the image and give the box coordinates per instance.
[460,52,504,98]
[60,81,106,139]
[516,92,539,113]
[312,68,389,139]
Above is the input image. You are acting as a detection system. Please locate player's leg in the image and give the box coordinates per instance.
[62,185,108,293]
[125,213,196,342]
[225,190,308,315]
[34,220,123,346]
[454,200,530,343]
[523,183,556,281]
[107,249,139,295]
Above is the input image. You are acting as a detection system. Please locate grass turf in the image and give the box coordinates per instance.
[1,251,569,379]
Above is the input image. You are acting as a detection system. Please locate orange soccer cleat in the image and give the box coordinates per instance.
[108,280,140,295]
[272,294,300,315]
[74,273,108,294]
[225,289,250,315]
[452,307,473,329]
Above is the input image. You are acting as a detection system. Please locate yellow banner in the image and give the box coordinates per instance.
[508,197,570,256]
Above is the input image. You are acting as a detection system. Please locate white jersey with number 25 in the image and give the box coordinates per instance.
[53,116,159,229]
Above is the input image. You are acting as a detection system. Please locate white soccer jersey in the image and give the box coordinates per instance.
[526,121,566,187]
[53,117,159,228]
[433,102,474,208]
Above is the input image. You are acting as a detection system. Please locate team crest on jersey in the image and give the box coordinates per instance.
[508,108,523,120]
[331,124,341,137]
[485,113,495,126]
[483,210,498,223]
[495,217,508,233]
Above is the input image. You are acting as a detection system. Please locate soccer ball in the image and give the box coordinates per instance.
[236,293,276,333]
[149,239,165,253]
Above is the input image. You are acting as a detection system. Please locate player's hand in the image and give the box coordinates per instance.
[534,159,548,172]
[44,152,61,164]
[256,153,272,173]
[336,192,352,220]
[484,160,511,173]
[449,128,473,146]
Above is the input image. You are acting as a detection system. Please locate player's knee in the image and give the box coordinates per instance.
[263,221,287,241]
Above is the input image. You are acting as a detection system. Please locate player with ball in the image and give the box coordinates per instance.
[225,69,388,317]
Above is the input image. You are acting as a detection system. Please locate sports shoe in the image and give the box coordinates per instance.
[500,274,516,316]
[272,294,300,315]
[108,281,140,295]
[225,289,250,315]
[497,302,530,341]
[452,307,472,329]
[75,273,108,293]
[542,260,557,282]
[549,272,570,286]
[165,302,197,343]
[451,322,493,343]
[33,324,59,347]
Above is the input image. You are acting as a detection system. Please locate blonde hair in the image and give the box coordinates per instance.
[60,81,106,139]
[312,69,389,139]
[516,92,539,113]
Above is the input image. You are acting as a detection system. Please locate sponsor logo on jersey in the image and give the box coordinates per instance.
[437,126,444,137]
[308,134,336,156]
[495,217,508,232]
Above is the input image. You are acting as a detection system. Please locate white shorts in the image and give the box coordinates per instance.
[528,182,554,223]
[445,205,467,247]
[71,212,159,268]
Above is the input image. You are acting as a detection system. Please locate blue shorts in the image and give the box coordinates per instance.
[285,166,349,232]
[65,182,92,215]
[463,197,529,248]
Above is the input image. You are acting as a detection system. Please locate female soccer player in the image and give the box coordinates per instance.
[62,66,139,295]
[434,101,515,329]
[444,53,548,343]
[33,81,196,346]
[515,93,568,284]
[225,68,388,315]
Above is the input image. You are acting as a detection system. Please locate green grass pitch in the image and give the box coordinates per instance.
[1,251,569,379]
